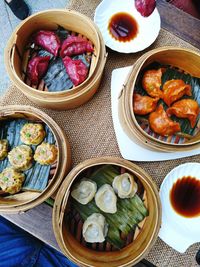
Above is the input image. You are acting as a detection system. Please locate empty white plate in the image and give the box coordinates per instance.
[94,0,161,53]
[159,163,200,253]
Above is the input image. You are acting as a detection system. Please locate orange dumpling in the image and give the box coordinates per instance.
[142,68,163,98]
[133,94,159,115]
[162,79,191,106]
[167,99,199,128]
[149,104,181,136]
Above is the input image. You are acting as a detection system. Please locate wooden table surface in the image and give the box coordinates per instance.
[1,0,200,256]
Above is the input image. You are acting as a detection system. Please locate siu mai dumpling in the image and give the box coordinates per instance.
[167,99,199,128]
[71,179,97,205]
[8,145,33,171]
[34,143,57,165]
[133,94,159,115]
[142,68,163,98]
[0,167,25,194]
[95,184,117,214]
[162,79,191,106]
[20,123,46,145]
[112,173,138,199]
[149,104,181,136]
[82,213,108,243]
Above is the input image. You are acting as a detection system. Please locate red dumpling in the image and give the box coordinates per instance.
[27,56,50,85]
[149,104,181,136]
[60,36,94,58]
[133,93,159,115]
[34,31,61,57]
[167,99,199,128]
[62,56,88,86]
[135,0,156,17]
[142,68,163,98]
[162,79,191,106]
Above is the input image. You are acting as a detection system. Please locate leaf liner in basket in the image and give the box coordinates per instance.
[0,119,56,192]
[134,62,200,143]
[23,26,93,92]
[69,165,148,250]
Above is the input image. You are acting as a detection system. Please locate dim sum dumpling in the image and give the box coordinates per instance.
[0,167,25,194]
[8,145,33,171]
[82,213,108,243]
[95,184,117,214]
[20,123,46,145]
[71,179,97,205]
[142,68,163,98]
[34,142,57,165]
[112,173,138,199]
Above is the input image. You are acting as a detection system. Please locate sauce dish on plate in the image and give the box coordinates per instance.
[94,0,161,53]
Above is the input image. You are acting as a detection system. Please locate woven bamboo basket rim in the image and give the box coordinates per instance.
[0,105,71,213]
[4,9,103,97]
[53,157,161,267]
[121,46,200,152]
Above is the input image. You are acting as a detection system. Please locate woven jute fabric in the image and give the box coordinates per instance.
[1,0,200,266]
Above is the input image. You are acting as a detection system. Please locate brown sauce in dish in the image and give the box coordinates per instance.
[108,12,138,42]
[170,176,200,218]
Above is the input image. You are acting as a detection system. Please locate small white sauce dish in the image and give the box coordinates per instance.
[94,0,161,53]
[159,163,200,253]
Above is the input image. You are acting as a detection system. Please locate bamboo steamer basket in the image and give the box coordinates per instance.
[4,9,107,110]
[0,105,71,213]
[53,157,161,267]
[119,47,200,152]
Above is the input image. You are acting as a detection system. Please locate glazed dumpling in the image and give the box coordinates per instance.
[20,123,46,145]
[112,173,138,199]
[167,99,199,128]
[0,167,25,194]
[133,93,159,115]
[0,139,8,160]
[162,79,191,106]
[82,213,108,243]
[34,142,58,165]
[8,145,33,171]
[142,68,163,98]
[149,104,181,136]
[95,184,117,214]
[71,179,97,205]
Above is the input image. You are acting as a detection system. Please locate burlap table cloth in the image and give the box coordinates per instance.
[1,0,200,266]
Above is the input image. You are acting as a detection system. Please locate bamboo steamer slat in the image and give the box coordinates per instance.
[4,9,107,110]
[118,47,200,152]
[0,105,71,213]
[53,157,161,267]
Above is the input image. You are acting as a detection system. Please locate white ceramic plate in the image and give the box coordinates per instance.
[94,0,161,53]
[111,66,200,161]
[159,163,200,253]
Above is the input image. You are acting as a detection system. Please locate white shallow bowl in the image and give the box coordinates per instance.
[94,0,161,53]
[159,163,200,253]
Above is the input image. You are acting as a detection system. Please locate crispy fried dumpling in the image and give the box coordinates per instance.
[95,184,117,214]
[0,139,8,160]
[0,167,25,194]
[162,79,191,106]
[20,123,46,145]
[167,99,199,128]
[8,145,33,171]
[133,93,159,115]
[34,142,57,165]
[149,104,181,136]
[142,68,163,98]
[71,179,97,205]
[82,213,108,243]
[112,173,138,199]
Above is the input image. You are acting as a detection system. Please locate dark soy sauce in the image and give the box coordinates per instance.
[170,176,200,218]
[108,12,138,42]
